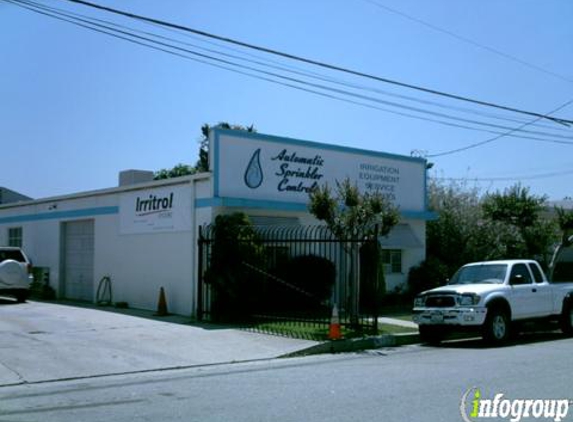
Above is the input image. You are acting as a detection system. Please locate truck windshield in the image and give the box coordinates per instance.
[448,264,507,285]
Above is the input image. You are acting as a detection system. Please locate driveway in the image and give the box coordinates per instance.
[0,299,318,386]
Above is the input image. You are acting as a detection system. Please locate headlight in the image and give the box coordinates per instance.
[414,296,426,307]
[458,294,480,306]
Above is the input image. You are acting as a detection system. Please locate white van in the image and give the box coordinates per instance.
[552,245,573,283]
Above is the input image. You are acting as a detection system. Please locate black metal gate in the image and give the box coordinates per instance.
[197,224,382,337]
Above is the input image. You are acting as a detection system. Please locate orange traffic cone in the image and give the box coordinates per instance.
[328,304,342,340]
[155,287,169,316]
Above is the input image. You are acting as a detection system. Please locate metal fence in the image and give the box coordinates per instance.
[197,224,383,338]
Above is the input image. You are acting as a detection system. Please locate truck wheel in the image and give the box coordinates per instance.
[419,325,444,345]
[560,302,573,336]
[482,308,510,345]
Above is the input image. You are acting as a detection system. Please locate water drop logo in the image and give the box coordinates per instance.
[244,148,264,189]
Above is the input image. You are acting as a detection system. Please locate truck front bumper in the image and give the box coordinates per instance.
[413,307,487,326]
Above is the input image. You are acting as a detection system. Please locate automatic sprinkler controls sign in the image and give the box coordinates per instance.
[216,131,426,211]
[460,387,571,422]
[243,147,325,193]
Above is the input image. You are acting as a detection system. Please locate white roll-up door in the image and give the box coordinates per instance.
[63,220,95,301]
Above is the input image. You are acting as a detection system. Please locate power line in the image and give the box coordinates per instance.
[433,168,573,182]
[59,0,573,127]
[146,14,573,135]
[11,0,503,131]
[360,0,573,85]
[8,0,573,146]
[427,99,573,157]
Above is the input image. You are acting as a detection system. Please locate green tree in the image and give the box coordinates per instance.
[482,184,553,264]
[482,184,546,227]
[196,122,256,172]
[308,178,399,323]
[154,163,196,180]
[425,179,483,275]
[410,180,529,295]
[409,180,559,295]
[155,122,256,179]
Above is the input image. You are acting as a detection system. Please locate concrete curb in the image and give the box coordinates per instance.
[281,332,420,357]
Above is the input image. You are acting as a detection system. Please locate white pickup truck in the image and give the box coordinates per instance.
[412,259,573,344]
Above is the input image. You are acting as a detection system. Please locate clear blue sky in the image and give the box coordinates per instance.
[1,0,572,201]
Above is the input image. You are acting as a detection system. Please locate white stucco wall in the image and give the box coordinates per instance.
[384,219,426,292]
[94,213,195,315]
[0,175,209,316]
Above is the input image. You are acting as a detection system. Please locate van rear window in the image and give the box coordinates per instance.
[553,262,573,283]
[0,250,25,263]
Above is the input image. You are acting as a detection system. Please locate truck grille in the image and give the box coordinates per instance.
[425,295,456,307]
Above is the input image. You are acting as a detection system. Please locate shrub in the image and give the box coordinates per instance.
[204,213,264,321]
[359,240,386,313]
[269,254,335,312]
[407,257,450,296]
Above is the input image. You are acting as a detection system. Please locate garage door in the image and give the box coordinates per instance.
[63,220,95,301]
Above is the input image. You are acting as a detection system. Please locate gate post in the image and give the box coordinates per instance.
[372,224,380,334]
[197,225,204,321]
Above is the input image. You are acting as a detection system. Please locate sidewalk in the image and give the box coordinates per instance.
[378,316,418,329]
[286,316,420,356]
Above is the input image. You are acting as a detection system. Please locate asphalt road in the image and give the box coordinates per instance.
[1,333,572,421]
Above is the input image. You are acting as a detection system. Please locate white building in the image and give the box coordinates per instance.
[0,128,433,316]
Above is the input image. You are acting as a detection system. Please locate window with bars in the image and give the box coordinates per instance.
[381,249,402,274]
[8,227,22,248]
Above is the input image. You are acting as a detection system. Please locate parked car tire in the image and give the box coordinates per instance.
[419,325,445,345]
[560,301,573,336]
[482,307,510,344]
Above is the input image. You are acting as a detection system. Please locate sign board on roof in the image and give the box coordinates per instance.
[119,185,192,234]
[212,129,427,213]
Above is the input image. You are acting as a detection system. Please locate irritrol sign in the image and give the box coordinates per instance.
[120,186,192,234]
[135,193,174,215]
[214,130,427,213]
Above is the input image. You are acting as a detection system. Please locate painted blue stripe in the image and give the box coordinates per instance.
[195,197,307,212]
[212,127,426,165]
[0,206,119,224]
[213,130,220,197]
[402,210,437,221]
[195,197,436,220]
[194,198,220,208]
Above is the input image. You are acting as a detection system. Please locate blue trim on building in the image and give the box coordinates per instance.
[0,206,119,224]
[195,196,436,220]
[213,130,221,198]
[195,197,307,212]
[211,127,426,165]
[402,210,437,221]
[424,168,429,212]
